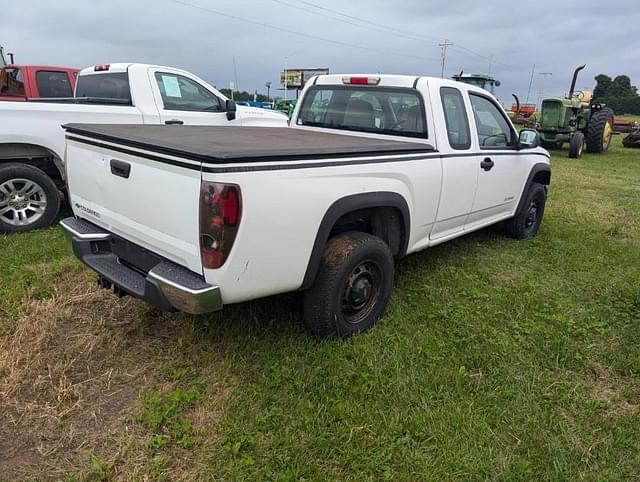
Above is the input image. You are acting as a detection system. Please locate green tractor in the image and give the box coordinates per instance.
[452,72,501,95]
[538,65,614,158]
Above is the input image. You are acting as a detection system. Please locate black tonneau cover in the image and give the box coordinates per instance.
[63,124,435,163]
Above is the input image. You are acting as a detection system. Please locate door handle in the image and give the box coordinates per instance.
[480,157,494,171]
[165,119,184,125]
[110,159,131,179]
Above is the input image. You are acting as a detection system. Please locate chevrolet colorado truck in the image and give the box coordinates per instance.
[0,63,287,233]
[60,74,550,338]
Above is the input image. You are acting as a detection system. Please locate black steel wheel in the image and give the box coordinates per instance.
[504,182,547,239]
[303,231,394,338]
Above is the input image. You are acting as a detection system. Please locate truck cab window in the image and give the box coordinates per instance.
[440,87,470,150]
[36,71,73,98]
[297,86,427,139]
[469,94,515,148]
[0,68,25,97]
[154,72,223,112]
[75,72,132,103]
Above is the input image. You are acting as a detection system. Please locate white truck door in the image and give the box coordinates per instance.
[148,68,232,126]
[430,86,478,241]
[465,93,529,228]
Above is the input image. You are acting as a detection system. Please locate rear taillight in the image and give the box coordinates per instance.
[94,64,110,72]
[199,182,241,269]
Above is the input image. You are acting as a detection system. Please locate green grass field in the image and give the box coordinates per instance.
[1,136,639,480]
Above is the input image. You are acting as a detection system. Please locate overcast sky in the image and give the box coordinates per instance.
[3,0,637,105]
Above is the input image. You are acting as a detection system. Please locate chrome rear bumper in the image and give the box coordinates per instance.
[60,217,222,314]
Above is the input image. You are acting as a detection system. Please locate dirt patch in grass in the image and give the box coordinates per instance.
[587,364,638,418]
[0,271,229,480]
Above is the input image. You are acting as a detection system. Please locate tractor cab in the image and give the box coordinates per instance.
[452,72,501,94]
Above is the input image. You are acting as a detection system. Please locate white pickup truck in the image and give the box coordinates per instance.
[0,63,287,232]
[60,74,550,338]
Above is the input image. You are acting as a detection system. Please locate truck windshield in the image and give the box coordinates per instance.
[296,86,427,138]
[75,72,132,104]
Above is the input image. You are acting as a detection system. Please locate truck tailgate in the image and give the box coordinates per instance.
[65,132,203,273]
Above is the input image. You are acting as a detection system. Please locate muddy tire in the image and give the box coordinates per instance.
[504,182,546,239]
[303,231,394,338]
[0,163,60,234]
[568,131,585,159]
[585,107,614,153]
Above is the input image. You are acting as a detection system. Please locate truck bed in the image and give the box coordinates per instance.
[63,124,435,163]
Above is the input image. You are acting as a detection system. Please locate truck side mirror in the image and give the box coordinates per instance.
[226,99,236,121]
[518,129,539,149]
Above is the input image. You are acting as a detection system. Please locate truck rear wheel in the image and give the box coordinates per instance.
[303,231,394,338]
[504,182,546,239]
[0,163,60,233]
[585,107,614,153]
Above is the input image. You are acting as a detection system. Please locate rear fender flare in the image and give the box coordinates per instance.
[300,191,410,289]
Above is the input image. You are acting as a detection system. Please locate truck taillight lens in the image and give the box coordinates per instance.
[199,182,241,269]
[342,76,380,85]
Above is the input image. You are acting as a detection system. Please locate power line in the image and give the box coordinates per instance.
[291,0,516,69]
[168,0,435,63]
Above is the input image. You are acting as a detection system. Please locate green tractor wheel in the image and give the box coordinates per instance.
[585,107,614,153]
[568,132,585,159]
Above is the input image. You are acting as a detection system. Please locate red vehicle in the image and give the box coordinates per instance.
[0,65,79,101]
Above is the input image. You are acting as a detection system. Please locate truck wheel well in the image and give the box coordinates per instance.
[0,143,64,190]
[0,158,64,189]
[329,206,404,257]
[532,170,550,185]
[301,192,410,290]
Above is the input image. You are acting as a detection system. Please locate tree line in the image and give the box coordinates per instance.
[218,88,271,102]
[593,74,640,115]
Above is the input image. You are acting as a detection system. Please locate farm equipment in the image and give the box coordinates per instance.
[511,94,538,127]
[273,98,297,119]
[538,65,614,158]
[452,72,500,95]
[623,127,640,148]
[613,118,639,134]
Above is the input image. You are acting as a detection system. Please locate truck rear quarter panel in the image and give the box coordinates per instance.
[202,155,442,305]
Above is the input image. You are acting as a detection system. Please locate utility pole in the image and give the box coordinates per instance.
[265,81,271,103]
[232,56,239,96]
[524,64,535,105]
[439,40,453,78]
[537,72,552,109]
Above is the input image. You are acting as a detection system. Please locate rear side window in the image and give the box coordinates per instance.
[36,70,73,97]
[0,68,25,97]
[296,86,427,139]
[469,94,515,148]
[154,72,223,112]
[440,87,471,150]
[75,72,132,103]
